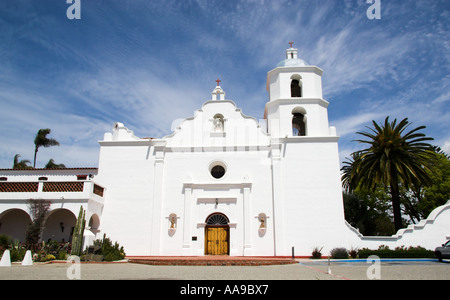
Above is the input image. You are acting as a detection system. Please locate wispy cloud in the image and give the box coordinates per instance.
[0,0,448,169]
[0,80,112,168]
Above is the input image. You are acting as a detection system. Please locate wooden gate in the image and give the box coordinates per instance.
[205,226,229,255]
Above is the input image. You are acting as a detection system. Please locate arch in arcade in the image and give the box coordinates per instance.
[41,209,77,243]
[0,209,32,242]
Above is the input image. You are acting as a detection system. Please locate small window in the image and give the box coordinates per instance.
[38,177,48,181]
[209,161,227,179]
[211,165,225,179]
[0,177,7,182]
[77,175,88,180]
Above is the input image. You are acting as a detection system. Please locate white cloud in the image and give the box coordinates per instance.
[0,79,111,168]
[442,141,450,155]
[432,91,450,104]
[332,112,385,138]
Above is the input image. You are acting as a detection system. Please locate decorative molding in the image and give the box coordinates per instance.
[265,97,329,109]
[183,181,252,190]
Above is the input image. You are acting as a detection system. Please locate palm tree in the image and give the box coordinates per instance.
[341,117,436,232]
[45,158,66,169]
[33,128,60,168]
[13,154,32,169]
[341,151,363,192]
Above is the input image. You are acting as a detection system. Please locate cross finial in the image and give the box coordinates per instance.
[216,78,221,86]
[289,41,294,48]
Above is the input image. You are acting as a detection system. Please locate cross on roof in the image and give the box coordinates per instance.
[289,41,294,48]
[216,78,221,86]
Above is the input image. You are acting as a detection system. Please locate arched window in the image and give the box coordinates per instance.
[206,213,229,225]
[290,79,302,97]
[88,214,100,231]
[292,107,307,136]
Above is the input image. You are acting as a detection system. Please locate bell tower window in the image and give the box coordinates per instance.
[290,74,302,98]
[291,79,302,97]
[292,107,307,136]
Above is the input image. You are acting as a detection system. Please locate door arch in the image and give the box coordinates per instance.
[205,213,230,255]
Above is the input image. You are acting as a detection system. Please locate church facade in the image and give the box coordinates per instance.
[95,45,349,256]
[1,46,449,257]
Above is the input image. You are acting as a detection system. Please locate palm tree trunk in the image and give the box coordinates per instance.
[33,147,38,168]
[390,179,403,232]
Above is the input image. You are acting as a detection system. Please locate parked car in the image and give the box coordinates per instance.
[435,240,450,262]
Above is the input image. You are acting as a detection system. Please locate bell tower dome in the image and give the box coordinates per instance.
[264,43,336,138]
[266,42,323,101]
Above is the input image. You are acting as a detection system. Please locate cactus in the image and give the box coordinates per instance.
[71,206,86,256]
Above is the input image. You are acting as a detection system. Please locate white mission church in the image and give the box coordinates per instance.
[1,45,449,257]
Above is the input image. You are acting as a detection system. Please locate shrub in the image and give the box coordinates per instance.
[45,254,56,261]
[57,250,68,260]
[0,235,10,250]
[10,247,27,262]
[357,245,435,258]
[92,234,126,261]
[311,246,323,259]
[330,247,348,259]
[0,240,70,262]
[349,247,358,258]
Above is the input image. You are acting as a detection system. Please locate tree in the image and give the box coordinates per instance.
[401,147,450,223]
[33,128,59,168]
[343,188,395,236]
[420,148,450,213]
[25,199,51,249]
[12,154,32,169]
[341,151,362,192]
[341,117,436,232]
[45,158,66,169]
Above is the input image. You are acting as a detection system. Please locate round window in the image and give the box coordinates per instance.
[210,165,226,179]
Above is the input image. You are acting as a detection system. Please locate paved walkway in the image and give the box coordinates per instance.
[0,259,448,280]
[127,255,297,266]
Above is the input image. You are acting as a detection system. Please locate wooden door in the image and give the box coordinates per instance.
[205,226,229,255]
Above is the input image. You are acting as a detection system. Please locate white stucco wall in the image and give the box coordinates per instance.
[2,48,448,258]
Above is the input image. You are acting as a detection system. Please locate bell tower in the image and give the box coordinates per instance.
[267,44,344,257]
[264,43,336,138]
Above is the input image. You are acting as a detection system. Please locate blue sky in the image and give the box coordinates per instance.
[0,0,449,168]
